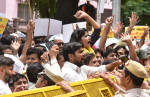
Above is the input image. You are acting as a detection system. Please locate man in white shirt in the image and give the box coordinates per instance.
[61,42,122,83]
[0,56,15,95]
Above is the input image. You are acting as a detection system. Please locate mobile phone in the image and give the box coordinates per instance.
[120,55,129,64]
[46,41,54,50]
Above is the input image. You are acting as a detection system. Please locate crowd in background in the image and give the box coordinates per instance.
[0,10,150,97]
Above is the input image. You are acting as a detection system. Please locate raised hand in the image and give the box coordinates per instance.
[49,45,59,60]
[121,32,131,44]
[112,22,124,37]
[129,12,139,27]
[105,15,115,25]
[74,10,88,19]
[27,20,35,35]
[142,28,149,37]
[41,52,49,64]
[11,37,22,55]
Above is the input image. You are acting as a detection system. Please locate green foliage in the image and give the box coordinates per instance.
[30,0,57,18]
[121,0,150,26]
[121,0,143,5]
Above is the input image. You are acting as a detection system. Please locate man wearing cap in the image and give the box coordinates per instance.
[49,34,64,49]
[35,70,55,88]
[101,60,149,97]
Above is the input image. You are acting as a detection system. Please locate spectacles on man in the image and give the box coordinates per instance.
[56,43,64,46]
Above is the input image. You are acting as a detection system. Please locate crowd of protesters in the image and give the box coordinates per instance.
[0,10,150,97]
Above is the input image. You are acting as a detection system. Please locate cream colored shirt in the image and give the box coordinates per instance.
[61,61,107,83]
[0,80,12,95]
[114,88,150,97]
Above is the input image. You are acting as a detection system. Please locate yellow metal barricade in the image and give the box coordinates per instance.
[0,76,116,97]
[53,90,90,97]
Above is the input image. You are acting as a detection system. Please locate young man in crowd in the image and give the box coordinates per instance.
[9,73,28,92]
[94,49,103,65]
[26,47,43,66]
[58,60,150,97]
[61,42,122,82]
[26,62,44,89]
[35,70,55,88]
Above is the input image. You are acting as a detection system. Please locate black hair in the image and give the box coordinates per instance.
[0,56,14,66]
[11,73,28,87]
[44,35,53,42]
[26,47,43,60]
[115,46,129,56]
[57,49,63,61]
[0,35,14,45]
[18,44,24,57]
[0,44,12,53]
[35,44,47,52]
[94,48,103,56]
[124,67,144,87]
[63,42,83,61]
[106,43,116,50]
[70,28,87,43]
[27,62,44,83]
[84,53,95,65]
[103,48,116,58]
[41,74,55,86]
[102,59,116,65]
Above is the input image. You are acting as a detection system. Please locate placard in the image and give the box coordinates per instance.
[63,22,86,43]
[125,26,149,39]
[0,16,8,37]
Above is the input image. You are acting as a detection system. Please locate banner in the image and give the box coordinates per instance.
[63,22,86,43]
[34,18,62,36]
[0,16,8,37]
[125,26,149,39]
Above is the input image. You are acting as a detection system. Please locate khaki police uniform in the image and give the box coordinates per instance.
[114,60,150,97]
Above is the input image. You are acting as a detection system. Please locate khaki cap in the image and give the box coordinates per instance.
[125,60,147,78]
[38,69,64,83]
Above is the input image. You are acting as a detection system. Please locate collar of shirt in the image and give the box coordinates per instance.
[63,61,81,73]
[126,88,142,93]
[0,80,7,86]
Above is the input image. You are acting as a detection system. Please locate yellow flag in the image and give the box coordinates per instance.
[0,16,8,37]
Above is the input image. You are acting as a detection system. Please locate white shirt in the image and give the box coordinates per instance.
[114,88,150,97]
[42,60,64,83]
[28,82,36,90]
[4,54,24,73]
[0,80,12,95]
[61,61,107,83]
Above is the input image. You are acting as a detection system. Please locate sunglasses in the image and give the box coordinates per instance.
[56,43,64,46]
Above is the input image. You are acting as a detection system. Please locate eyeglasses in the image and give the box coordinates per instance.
[56,43,64,46]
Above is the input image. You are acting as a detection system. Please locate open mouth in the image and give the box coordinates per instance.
[87,41,91,45]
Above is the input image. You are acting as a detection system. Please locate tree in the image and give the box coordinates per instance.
[121,0,150,26]
[30,0,57,18]
[29,0,79,24]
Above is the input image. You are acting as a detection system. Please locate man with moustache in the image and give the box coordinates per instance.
[61,42,122,82]
[0,56,15,95]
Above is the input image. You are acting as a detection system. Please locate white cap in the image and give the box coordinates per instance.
[105,38,119,47]
[16,31,26,37]
[10,33,19,38]
[49,34,63,41]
